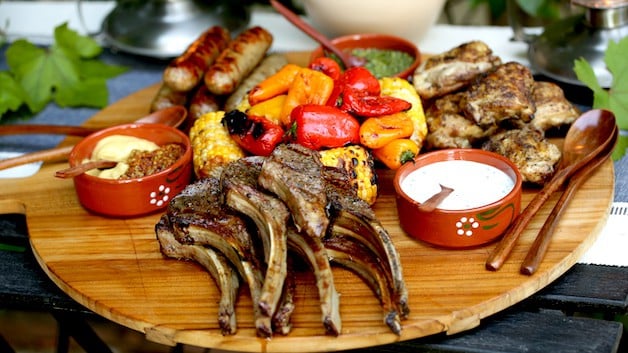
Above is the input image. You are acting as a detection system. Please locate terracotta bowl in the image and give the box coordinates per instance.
[393,149,523,248]
[309,33,421,80]
[69,123,192,218]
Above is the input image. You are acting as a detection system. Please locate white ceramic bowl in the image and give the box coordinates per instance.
[302,0,446,43]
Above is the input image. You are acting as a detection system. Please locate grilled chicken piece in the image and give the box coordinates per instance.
[482,127,562,185]
[156,217,240,335]
[323,233,401,335]
[323,166,409,320]
[530,81,580,132]
[413,40,502,100]
[464,61,536,128]
[258,144,329,238]
[163,178,272,337]
[287,227,342,336]
[221,157,290,320]
[425,92,499,149]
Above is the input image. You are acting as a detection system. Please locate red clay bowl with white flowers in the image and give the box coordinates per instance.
[68,123,192,218]
[393,149,523,248]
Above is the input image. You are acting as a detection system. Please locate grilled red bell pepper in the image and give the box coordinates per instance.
[339,66,381,95]
[222,110,285,156]
[308,57,342,80]
[327,66,381,108]
[340,91,412,117]
[289,104,360,150]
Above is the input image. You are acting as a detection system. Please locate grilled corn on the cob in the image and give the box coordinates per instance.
[379,77,428,150]
[320,145,379,205]
[190,111,246,179]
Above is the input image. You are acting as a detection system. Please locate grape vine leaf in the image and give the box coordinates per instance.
[0,71,27,116]
[574,36,628,160]
[1,23,127,120]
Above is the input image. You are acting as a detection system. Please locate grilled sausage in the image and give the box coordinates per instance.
[204,26,273,96]
[150,83,189,112]
[163,26,231,92]
[186,84,223,132]
[224,53,288,112]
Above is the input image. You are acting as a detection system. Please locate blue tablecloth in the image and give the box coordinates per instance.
[1,47,627,202]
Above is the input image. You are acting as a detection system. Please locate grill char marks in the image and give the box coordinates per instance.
[157,177,271,337]
[155,143,409,336]
[323,232,401,335]
[287,226,342,336]
[258,144,330,238]
[324,167,409,321]
[221,156,290,324]
[156,215,239,335]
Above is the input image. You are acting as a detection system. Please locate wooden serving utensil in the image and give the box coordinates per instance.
[485,109,617,271]
[0,106,187,172]
[519,126,618,275]
[417,184,454,212]
[54,160,118,179]
[269,0,363,68]
[0,125,100,137]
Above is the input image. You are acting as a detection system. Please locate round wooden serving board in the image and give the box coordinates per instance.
[0,80,614,352]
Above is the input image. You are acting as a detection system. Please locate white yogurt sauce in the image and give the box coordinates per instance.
[400,160,515,210]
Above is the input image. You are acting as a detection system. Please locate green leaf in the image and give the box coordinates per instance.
[573,58,610,109]
[8,42,81,112]
[54,22,102,59]
[611,135,628,161]
[0,72,28,117]
[1,23,128,118]
[605,38,628,130]
[78,59,128,79]
[55,77,109,108]
[574,36,628,160]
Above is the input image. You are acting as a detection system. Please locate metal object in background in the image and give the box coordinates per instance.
[509,0,628,88]
[101,0,251,59]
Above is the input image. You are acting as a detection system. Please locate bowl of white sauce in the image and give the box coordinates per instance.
[394,149,522,248]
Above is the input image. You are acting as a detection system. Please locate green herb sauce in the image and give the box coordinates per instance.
[351,48,414,78]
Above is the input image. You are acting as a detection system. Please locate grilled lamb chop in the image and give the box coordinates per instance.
[287,226,342,336]
[272,257,297,335]
[323,166,409,320]
[413,40,502,100]
[464,61,536,128]
[156,216,239,335]
[482,126,562,185]
[162,177,272,337]
[530,81,580,132]
[221,156,290,321]
[258,143,329,238]
[323,232,401,335]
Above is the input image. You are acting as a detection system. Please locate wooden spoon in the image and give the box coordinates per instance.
[54,160,118,179]
[0,105,187,172]
[269,0,363,68]
[417,184,455,212]
[520,126,618,275]
[485,109,617,271]
[0,105,187,137]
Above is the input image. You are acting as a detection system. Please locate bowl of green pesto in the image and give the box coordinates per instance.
[310,33,421,80]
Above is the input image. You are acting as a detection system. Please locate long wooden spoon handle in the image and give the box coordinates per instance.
[55,160,117,179]
[519,175,584,275]
[0,145,74,171]
[0,124,99,136]
[520,133,617,275]
[269,0,351,67]
[485,168,570,271]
